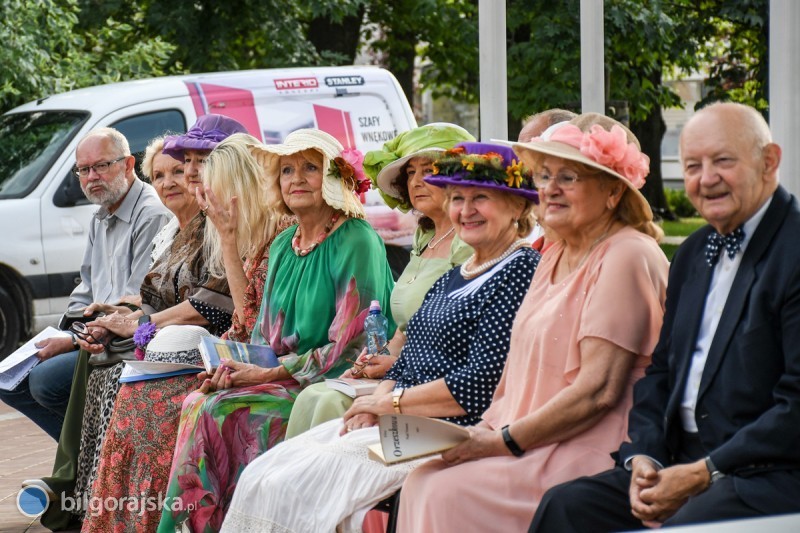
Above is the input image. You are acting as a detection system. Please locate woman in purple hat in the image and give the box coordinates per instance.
[218,142,541,533]
[397,113,668,532]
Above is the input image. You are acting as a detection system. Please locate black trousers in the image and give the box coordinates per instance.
[530,433,762,533]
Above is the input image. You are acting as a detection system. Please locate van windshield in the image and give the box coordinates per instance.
[0,111,88,199]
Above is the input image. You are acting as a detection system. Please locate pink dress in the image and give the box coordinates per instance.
[397,226,668,532]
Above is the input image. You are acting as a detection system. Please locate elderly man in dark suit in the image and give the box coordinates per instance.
[529,102,800,531]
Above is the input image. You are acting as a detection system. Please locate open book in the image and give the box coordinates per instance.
[0,327,72,391]
[368,414,470,465]
[325,377,380,398]
[198,336,280,373]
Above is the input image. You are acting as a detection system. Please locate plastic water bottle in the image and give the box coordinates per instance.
[364,300,389,355]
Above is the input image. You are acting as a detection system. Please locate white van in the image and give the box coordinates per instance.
[0,66,417,357]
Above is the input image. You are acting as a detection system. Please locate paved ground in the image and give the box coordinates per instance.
[0,402,69,533]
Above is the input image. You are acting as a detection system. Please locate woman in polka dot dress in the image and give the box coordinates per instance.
[220,141,541,533]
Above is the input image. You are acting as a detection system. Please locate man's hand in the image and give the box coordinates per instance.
[34,337,74,361]
[630,457,710,524]
[629,456,662,524]
[441,426,508,466]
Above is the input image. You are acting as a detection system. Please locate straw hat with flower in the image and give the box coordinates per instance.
[511,113,654,226]
[250,129,370,219]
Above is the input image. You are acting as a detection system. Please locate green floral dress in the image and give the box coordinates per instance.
[157,218,395,533]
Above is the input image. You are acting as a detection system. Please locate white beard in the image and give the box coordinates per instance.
[82,170,129,208]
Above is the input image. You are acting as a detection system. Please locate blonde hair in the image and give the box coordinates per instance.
[141,136,167,181]
[263,148,326,217]
[202,133,283,278]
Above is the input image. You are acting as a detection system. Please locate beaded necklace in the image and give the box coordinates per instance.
[292,212,340,256]
[460,238,529,279]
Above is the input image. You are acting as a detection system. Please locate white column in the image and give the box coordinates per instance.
[770,0,800,194]
[580,0,605,114]
[479,0,507,141]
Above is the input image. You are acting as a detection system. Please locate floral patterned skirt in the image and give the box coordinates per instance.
[157,380,301,533]
[81,374,200,532]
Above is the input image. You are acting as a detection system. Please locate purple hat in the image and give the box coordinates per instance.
[162,114,249,159]
[424,142,538,203]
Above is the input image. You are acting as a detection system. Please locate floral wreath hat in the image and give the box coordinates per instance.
[250,129,370,219]
[511,112,653,220]
[423,142,538,203]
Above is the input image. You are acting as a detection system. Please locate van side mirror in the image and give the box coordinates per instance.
[53,170,89,208]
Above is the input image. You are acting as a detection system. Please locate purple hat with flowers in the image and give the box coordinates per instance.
[162,114,249,159]
[424,142,538,203]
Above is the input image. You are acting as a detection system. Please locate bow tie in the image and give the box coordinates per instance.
[705,226,745,267]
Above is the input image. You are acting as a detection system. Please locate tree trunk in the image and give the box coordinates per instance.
[307,7,365,65]
[630,73,674,221]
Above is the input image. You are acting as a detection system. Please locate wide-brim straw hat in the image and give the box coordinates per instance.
[250,129,365,219]
[144,325,213,367]
[423,142,538,203]
[162,114,249,159]
[511,113,652,221]
[365,123,475,212]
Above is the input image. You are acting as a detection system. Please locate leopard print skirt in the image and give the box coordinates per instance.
[72,362,124,517]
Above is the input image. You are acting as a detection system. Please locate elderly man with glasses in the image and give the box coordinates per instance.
[0,127,171,442]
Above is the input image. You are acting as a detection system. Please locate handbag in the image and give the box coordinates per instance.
[58,309,105,331]
[87,336,138,367]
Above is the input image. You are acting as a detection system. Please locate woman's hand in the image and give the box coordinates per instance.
[88,312,137,338]
[343,392,393,420]
[346,348,396,379]
[197,361,289,393]
[339,413,378,435]
[440,426,509,466]
[197,186,238,240]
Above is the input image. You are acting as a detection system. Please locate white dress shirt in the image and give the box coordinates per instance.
[679,197,772,432]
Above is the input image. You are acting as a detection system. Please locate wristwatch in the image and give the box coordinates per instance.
[137,314,151,326]
[392,388,405,414]
[704,456,725,484]
[502,425,525,457]
[67,330,80,349]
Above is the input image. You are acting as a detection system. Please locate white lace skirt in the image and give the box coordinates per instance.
[220,418,429,533]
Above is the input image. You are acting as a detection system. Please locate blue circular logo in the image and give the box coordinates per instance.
[17,486,49,517]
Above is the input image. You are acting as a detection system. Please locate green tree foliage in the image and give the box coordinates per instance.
[0,0,175,113]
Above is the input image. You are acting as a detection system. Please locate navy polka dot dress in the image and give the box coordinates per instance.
[385,247,540,426]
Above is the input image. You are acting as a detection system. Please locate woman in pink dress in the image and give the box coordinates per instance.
[397,113,670,532]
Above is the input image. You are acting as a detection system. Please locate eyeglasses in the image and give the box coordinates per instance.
[73,156,126,178]
[532,170,584,190]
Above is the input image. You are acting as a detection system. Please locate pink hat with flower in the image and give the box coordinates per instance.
[512,113,652,220]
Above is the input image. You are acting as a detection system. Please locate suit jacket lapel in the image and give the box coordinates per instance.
[666,248,714,419]
[697,187,791,400]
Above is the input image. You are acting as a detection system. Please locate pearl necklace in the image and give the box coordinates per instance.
[460,238,529,279]
[427,226,455,250]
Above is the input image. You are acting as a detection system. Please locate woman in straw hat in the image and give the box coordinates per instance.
[284,123,475,439]
[396,113,669,532]
[158,129,395,532]
[219,141,540,533]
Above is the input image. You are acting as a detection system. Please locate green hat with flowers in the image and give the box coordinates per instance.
[364,123,475,212]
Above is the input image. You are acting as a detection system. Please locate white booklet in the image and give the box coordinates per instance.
[367,414,470,465]
[0,327,71,391]
[120,360,204,383]
[325,377,380,398]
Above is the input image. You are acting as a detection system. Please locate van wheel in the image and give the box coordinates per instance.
[0,287,21,361]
